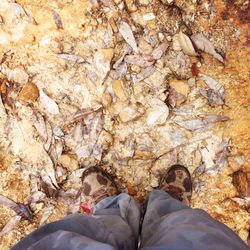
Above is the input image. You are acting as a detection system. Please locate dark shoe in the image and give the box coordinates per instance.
[81,166,119,208]
[159,164,192,206]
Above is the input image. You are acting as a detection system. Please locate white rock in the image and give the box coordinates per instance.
[146,99,169,126]
[8,69,29,84]
[39,89,60,115]
[143,13,155,21]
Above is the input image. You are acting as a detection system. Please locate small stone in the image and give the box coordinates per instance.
[169,79,190,97]
[112,80,128,102]
[109,17,118,33]
[143,13,155,21]
[232,171,250,197]
[124,0,137,12]
[119,103,144,122]
[8,69,29,84]
[134,148,153,159]
[150,178,159,188]
[102,91,112,107]
[188,77,196,86]
[97,130,113,150]
[158,33,165,42]
[18,82,39,103]
[59,154,78,171]
[146,99,169,126]
[93,49,114,84]
[228,155,245,173]
[31,202,44,213]
[172,34,182,51]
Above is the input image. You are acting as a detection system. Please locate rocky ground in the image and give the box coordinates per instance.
[0,0,249,248]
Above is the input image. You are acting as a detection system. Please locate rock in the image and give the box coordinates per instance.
[112,79,128,102]
[124,0,137,12]
[59,154,78,171]
[97,130,113,150]
[146,99,169,126]
[134,148,154,159]
[169,79,190,97]
[18,83,39,103]
[228,155,245,173]
[8,69,29,84]
[168,79,190,106]
[93,48,113,84]
[232,171,250,197]
[119,103,144,122]
[150,177,159,188]
[102,91,112,107]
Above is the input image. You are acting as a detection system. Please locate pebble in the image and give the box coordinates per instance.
[169,79,190,97]
[119,104,144,122]
[112,80,128,102]
[18,82,39,103]
[8,69,29,84]
[59,154,78,171]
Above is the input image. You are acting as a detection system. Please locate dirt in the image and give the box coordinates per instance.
[0,0,249,249]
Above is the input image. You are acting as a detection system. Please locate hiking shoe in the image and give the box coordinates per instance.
[81,166,119,208]
[159,164,192,206]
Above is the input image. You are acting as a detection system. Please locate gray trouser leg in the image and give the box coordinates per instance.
[140,189,248,250]
[12,193,140,250]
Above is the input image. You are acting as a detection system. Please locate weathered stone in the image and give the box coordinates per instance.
[169,79,190,97]
[59,154,78,171]
[112,79,128,102]
[102,91,112,107]
[232,171,250,197]
[18,83,39,103]
[8,69,29,84]
[146,99,169,126]
[119,103,144,122]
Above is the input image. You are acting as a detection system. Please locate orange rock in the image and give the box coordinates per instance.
[18,82,39,103]
[112,79,128,102]
[169,79,190,97]
[232,171,250,197]
[0,81,7,94]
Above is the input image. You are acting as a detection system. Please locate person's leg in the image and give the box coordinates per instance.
[141,165,248,250]
[12,167,141,250]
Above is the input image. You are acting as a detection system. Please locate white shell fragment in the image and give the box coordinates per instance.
[191,33,224,63]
